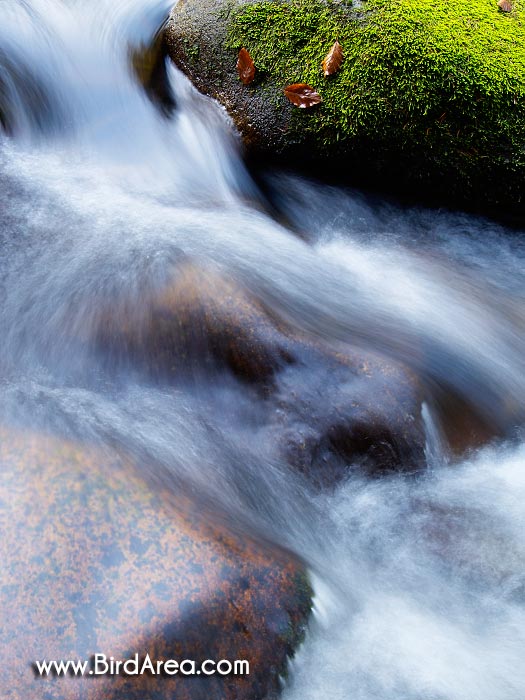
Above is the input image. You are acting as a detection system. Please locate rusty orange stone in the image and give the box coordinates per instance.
[0,427,311,699]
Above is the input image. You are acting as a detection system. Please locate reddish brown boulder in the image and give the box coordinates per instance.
[89,261,426,481]
[0,427,311,700]
[91,261,296,386]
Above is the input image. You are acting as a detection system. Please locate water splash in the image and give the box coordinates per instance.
[284,440,525,700]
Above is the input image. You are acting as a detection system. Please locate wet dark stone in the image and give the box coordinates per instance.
[90,260,427,482]
[91,261,297,387]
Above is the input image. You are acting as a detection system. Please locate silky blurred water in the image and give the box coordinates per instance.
[1,1,524,698]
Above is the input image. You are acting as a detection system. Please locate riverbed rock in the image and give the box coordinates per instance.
[165,0,525,216]
[91,261,426,481]
[92,261,296,385]
[270,347,426,485]
[0,427,311,700]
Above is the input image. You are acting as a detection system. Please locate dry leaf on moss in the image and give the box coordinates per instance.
[237,47,255,85]
[322,41,343,76]
[284,83,323,108]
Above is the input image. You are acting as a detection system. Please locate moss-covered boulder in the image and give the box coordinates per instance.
[165,0,525,215]
[0,427,311,700]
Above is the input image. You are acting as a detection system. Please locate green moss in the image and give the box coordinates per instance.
[278,570,312,673]
[227,0,525,187]
[182,37,201,62]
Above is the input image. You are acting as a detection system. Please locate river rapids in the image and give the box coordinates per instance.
[1,1,525,698]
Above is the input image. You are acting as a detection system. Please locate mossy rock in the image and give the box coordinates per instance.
[165,0,525,215]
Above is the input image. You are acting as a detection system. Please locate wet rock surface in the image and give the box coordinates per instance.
[164,0,291,158]
[91,261,427,483]
[0,427,311,700]
[92,262,297,385]
[271,348,425,485]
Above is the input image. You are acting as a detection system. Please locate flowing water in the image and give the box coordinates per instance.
[1,1,525,698]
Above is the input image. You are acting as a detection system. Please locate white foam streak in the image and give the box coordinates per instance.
[285,442,525,700]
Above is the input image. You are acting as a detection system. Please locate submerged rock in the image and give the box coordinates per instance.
[92,262,297,385]
[90,261,426,481]
[165,0,525,216]
[0,427,311,700]
[271,347,426,485]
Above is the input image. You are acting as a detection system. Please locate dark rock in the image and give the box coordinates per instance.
[91,261,296,385]
[164,0,291,157]
[130,31,176,116]
[90,261,427,481]
[270,348,426,485]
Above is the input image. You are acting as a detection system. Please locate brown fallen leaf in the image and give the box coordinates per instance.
[237,47,255,85]
[497,0,513,11]
[283,83,323,108]
[322,41,344,77]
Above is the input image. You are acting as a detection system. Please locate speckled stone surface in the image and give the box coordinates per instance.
[0,427,311,700]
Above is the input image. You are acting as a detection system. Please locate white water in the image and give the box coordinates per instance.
[1,1,524,699]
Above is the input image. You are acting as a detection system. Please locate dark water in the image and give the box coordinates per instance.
[1,1,525,698]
